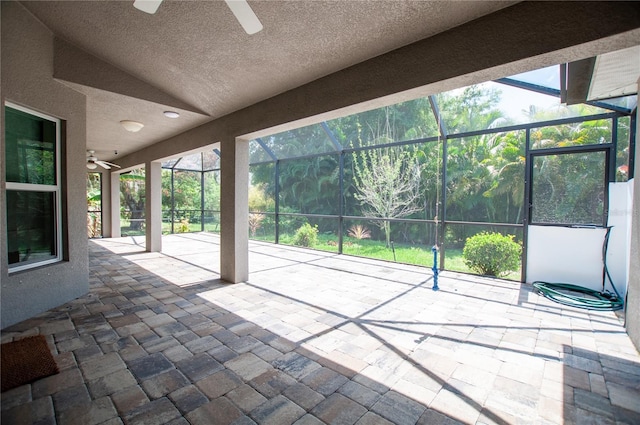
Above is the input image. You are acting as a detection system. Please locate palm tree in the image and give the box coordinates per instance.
[483,131,526,223]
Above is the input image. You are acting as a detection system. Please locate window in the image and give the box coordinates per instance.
[5,103,62,271]
[530,150,607,226]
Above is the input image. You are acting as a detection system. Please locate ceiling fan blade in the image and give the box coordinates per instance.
[133,0,163,14]
[224,0,263,35]
[95,161,111,170]
[96,160,121,169]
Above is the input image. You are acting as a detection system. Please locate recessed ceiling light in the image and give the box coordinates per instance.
[120,120,144,132]
[163,111,180,119]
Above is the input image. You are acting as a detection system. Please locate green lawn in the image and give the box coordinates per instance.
[120,219,144,236]
[161,222,219,234]
[123,225,520,281]
[275,234,521,280]
[121,220,218,236]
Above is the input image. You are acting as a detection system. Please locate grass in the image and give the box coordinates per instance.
[161,222,219,234]
[445,247,520,280]
[276,234,521,280]
[121,219,219,236]
[122,223,521,281]
[120,219,144,237]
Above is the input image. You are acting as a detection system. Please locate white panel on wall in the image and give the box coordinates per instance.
[527,225,607,290]
[607,179,634,297]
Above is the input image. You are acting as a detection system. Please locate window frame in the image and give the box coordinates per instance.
[5,102,63,272]
[527,144,611,228]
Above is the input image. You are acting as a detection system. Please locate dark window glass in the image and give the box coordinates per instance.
[7,190,57,265]
[5,104,60,271]
[5,106,57,185]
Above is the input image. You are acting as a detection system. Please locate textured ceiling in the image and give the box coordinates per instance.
[20,0,515,161]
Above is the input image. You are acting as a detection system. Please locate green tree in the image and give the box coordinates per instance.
[278,155,340,215]
[204,171,220,211]
[616,116,631,182]
[247,84,620,250]
[120,169,145,231]
[87,173,102,237]
[441,85,522,243]
[161,170,201,211]
[529,114,612,225]
[353,145,423,247]
[249,183,274,212]
[436,85,503,133]
[483,131,526,224]
[249,163,276,211]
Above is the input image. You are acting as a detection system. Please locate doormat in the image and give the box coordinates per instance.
[1,335,59,392]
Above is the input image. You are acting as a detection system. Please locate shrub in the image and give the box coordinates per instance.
[248,213,264,236]
[293,223,318,247]
[347,224,371,240]
[462,232,521,277]
[176,218,190,233]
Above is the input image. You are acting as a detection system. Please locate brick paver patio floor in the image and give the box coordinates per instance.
[2,232,639,424]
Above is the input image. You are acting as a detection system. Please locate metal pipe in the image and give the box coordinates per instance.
[432,245,439,291]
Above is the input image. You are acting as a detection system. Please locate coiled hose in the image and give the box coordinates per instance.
[532,227,624,311]
[532,282,623,311]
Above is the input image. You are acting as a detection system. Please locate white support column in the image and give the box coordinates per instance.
[109,171,121,238]
[220,138,249,283]
[145,161,162,252]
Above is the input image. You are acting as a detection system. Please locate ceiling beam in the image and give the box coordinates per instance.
[53,38,208,116]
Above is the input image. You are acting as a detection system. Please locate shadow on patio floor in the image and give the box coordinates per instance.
[2,233,639,424]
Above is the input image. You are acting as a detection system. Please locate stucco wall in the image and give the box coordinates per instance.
[626,95,640,352]
[1,2,89,328]
[112,2,640,171]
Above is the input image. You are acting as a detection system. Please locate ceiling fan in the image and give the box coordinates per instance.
[87,150,121,170]
[133,0,263,35]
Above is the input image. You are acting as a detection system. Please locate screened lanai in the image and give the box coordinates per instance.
[151,61,636,285]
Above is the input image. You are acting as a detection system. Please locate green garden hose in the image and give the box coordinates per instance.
[532,281,623,311]
[532,227,624,311]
